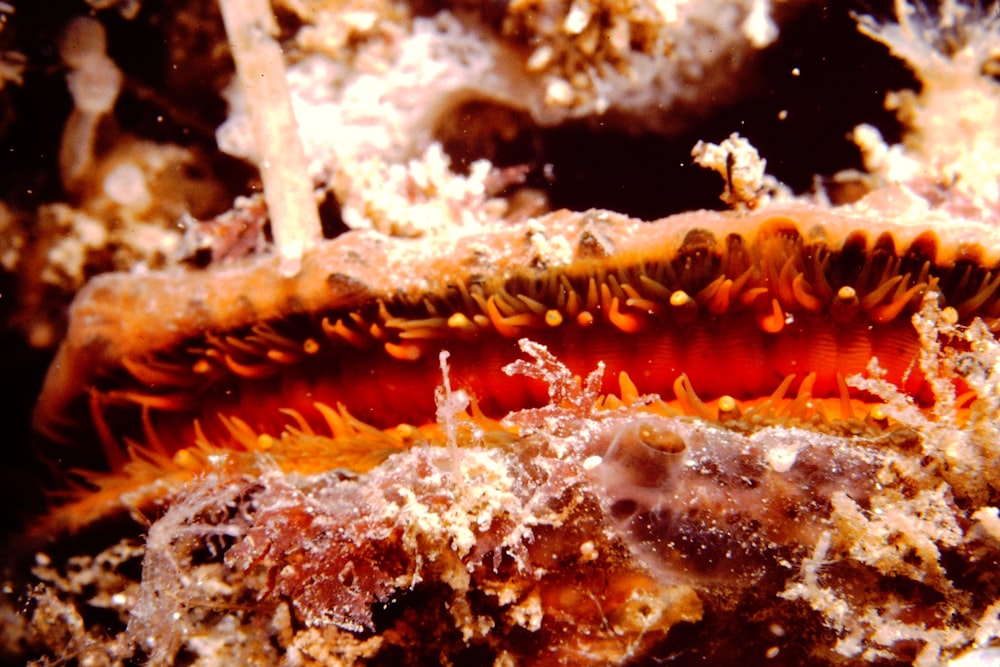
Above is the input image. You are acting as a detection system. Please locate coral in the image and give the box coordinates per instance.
[336,142,508,236]
[777,294,1000,665]
[8,541,143,665]
[219,0,793,232]
[691,131,788,209]
[448,0,783,123]
[852,1,1000,216]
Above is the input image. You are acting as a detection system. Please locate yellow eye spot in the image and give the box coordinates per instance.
[717,395,742,421]
[173,448,198,470]
[395,424,421,441]
[448,313,474,330]
[867,405,888,423]
[832,286,860,323]
[836,286,857,301]
[669,289,698,322]
[670,290,693,307]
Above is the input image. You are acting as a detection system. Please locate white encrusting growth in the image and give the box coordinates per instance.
[853,0,1000,216]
